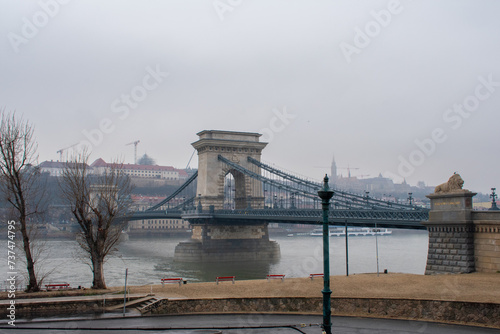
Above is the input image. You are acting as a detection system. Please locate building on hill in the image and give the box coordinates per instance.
[39,160,91,176]
[91,158,188,181]
[330,155,434,204]
[38,159,190,188]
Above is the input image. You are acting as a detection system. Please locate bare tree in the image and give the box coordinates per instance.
[0,110,44,292]
[60,152,132,289]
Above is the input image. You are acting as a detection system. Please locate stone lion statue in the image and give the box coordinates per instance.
[434,173,467,193]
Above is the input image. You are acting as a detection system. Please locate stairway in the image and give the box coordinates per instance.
[105,296,162,314]
[136,297,163,314]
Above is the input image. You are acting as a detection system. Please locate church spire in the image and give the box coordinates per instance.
[331,154,337,182]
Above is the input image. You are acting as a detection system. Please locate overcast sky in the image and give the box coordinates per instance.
[1,0,499,194]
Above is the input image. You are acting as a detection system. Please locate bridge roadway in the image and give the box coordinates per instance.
[129,208,429,230]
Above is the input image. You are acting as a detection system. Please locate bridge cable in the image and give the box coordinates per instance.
[247,157,421,210]
[146,171,198,211]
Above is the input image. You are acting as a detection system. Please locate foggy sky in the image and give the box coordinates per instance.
[1,0,499,194]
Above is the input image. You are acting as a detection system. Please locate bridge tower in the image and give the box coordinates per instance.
[193,130,267,210]
[174,130,280,262]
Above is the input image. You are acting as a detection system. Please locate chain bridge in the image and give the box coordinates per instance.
[131,132,428,229]
[128,130,429,262]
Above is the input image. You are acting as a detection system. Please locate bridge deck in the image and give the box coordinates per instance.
[130,208,428,230]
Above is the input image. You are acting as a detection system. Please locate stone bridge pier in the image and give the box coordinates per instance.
[423,177,500,274]
[174,130,280,262]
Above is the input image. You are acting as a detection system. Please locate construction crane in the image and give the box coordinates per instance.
[56,143,78,161]
[337,166,359,178]
[126,140,140,164]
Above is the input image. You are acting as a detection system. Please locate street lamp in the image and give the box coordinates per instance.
[318,175,334,334]
[490,188,499,211]
[407,192,413,206]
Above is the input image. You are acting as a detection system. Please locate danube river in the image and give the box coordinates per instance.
[1,230,428,289]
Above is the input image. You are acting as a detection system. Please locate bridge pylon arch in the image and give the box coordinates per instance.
[192,130,267,210]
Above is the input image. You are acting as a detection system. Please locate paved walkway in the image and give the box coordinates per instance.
[1,314,499,333]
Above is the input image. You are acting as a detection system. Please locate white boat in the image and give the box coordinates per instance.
[309,228,324,236]
[347,227,392,236]
[309,227,392,237]
[329,227,345,237]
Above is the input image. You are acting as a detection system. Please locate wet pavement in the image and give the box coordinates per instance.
[1,314,499,333]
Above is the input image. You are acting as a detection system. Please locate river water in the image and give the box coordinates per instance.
[1,230,428,289]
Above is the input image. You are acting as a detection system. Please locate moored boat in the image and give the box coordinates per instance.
[309,227,392,237]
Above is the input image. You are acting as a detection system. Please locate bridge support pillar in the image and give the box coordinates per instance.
[422,191,476,274]
[174,222,280,262]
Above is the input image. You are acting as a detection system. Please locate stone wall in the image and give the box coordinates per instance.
[423,192,476,274]
[0,296,124,318]
[148,296,500,329]
[175,222,280,262]
[472,211,500,273]
[7,295,500,328]
[423,192,500,274]
[199,225,267,240]
[425,225,475,274]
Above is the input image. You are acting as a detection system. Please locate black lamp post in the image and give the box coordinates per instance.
[489,188,499,211]
[318,175,334,334]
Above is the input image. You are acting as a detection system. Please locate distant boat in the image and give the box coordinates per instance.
[287,233,294,237]
[309,227,392,237]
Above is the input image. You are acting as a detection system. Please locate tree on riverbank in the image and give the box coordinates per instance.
[60,152,132,289]
[0,111,45,292]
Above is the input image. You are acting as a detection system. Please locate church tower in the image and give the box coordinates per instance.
[330,154,337,183]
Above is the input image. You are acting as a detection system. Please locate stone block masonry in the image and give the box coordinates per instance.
[174,130,280,262]
[6,295,500,328]
[423,192,476,274]
[425,225,475,273]
[473,211,500,273]
[174,223,280,262]
[147,297,500,329]
[423,191,500,274]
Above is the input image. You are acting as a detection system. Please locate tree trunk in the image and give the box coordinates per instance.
[92,255,106,289]
[19,217,39,292]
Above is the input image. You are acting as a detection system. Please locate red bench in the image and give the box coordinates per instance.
[216,276,235,285]
[45,283,70,290]
[309,273,324,280]
[266,274,285,282]
[161,278,183,286]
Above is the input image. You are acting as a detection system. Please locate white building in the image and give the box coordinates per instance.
[39,159,188,181]
[91,158,188,180]
[39,160,91,176]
